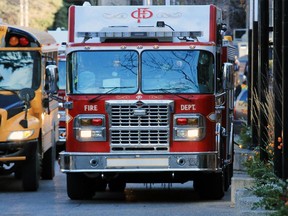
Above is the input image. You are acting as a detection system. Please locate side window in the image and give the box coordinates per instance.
[216,52,223,93]
[197,51,214,93]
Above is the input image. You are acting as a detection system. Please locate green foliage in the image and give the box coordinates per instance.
[244,149,288,215]
[242,78,288,215]
[0,0,62,30]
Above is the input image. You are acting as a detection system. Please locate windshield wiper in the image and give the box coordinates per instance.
[144,88,192,102]
[89,86,135,103]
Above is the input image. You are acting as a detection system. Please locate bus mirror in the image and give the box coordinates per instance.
[18,88,35,102]
[45,64,59,94]
[18,88,35,129]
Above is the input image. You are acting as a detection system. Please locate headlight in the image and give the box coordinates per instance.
[74,114,106,141]
[8,130,34,141]
[173,114,205,141]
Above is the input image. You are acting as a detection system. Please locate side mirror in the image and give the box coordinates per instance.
[18,88,35,102]
[45,63,59,94]
[18,88,35,128]
[223,62,234,110]
[223,63,234,90]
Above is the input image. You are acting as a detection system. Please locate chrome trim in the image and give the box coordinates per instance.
[59,151,220,172]
[58,127,66,142]
[106,100,174,152]
[173,113,206,141]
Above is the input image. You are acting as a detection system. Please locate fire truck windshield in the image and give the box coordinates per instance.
[142,50,214,94]
[0,51,39,90]
[70,50,138,94]
[68,50,213,94]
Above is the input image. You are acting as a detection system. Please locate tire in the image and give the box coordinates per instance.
[67,173,95,200]
[95,179,107,192]
[22,141,40,191]
[14,163,22,180]
[41,146,55,180]
[108,179,126,192]
[194,172,224,200]
[56,141,65,160]
[223,163,233,191]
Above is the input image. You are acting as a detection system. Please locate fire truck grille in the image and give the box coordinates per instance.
[106,100,174,152]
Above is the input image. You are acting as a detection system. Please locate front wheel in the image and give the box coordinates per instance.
[108,179,126,192]
[194,172,224,200]
[67,173,95,200]
[22,141,40,191]
[41,146,55,180]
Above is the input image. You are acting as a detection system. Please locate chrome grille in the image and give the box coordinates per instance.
[106,100,174,152]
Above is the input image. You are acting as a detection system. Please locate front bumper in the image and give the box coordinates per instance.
[0,139,38,162]
[59,152,220,173]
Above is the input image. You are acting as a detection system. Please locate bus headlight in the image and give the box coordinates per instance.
[74,114,106,141]
[8,130,34,140]
[173,114,205,141]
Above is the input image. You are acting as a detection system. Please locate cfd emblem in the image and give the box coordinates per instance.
[131,8,153,23]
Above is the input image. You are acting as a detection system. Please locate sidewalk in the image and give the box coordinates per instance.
[231,145,275,215]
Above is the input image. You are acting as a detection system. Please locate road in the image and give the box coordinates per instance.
[0,162,237,216]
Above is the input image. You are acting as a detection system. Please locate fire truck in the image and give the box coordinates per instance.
[0,23,59,191]
[59,4,235,200]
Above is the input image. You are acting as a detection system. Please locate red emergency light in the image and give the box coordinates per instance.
[176,118,188,125]
[176,117,199,126]
[8,36,30,47]
[91,118,103,126]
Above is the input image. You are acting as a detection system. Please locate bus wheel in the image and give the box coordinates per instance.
[14,163,22,179]
[194,173,224,200]
[67,173,95,200]
[108,179,126,192]
[22,141,40,191]
[41,145,55,180]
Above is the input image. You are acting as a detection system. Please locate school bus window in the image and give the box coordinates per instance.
[0,51,41,90]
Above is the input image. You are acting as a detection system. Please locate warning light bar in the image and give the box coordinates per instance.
[77,29,203,42]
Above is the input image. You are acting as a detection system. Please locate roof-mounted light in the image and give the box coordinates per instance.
[77,30,203,42]
[8,35,30,47]
[19,37,29,46]
[8,36,19,46]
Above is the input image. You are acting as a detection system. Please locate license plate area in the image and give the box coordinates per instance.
[106,157,169,169]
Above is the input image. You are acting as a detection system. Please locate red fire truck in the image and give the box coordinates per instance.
[59,4,235,200]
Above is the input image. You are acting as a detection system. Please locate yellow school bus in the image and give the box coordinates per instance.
[0,23,59,191]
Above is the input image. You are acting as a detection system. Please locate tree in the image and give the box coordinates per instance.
[0,0,62,30]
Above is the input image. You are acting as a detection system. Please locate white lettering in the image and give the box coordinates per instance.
[180,104,196,111]
[84,105,98,111]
